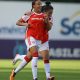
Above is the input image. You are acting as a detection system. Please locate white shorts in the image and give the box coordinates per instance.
[25,36,49,52]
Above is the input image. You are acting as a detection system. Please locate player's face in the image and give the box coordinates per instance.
[33,1,42,13]
[47,9,53,17]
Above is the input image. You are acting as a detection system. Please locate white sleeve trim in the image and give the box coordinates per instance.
[21,15,30,22]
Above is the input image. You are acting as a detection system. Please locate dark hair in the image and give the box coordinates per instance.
[45,1,51,6]
[31,0,39,11]
[41,1,53,12]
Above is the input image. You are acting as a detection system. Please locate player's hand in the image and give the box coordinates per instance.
[44,14,49,23]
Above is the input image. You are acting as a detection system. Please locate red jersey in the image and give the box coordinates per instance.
[26,12,48,43]
[22,12,53,43]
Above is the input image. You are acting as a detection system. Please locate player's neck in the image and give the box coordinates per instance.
[34,10,41,14]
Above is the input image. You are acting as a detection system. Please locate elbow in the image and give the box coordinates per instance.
[48,24,52,31]
[16,21,20,26]
[49,26,52,30]
[48,27,51,31]
[47,26,52,31]
[16,21,18,25]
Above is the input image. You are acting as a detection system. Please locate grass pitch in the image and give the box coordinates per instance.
[0,59,80,80]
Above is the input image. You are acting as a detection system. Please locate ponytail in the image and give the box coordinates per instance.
[45,1,51,6]
[41,1,53,12]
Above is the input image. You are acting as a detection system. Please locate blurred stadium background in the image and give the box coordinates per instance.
[0,0,80,80]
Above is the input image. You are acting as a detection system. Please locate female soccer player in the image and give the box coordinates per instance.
[10,0,54,80]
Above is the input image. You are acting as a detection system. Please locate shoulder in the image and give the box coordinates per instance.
[24,11,33,16]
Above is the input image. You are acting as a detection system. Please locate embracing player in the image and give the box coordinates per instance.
[10,0,54,80]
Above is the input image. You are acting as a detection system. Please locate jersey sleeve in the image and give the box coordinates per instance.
[21,15,30,22]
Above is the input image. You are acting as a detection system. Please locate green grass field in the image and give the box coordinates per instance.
[0,59,80,80]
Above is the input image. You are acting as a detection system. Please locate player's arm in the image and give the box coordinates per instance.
[44,15,53,31]
[46,19,53,31]
[16,17,28,27]
[16,11,32,27]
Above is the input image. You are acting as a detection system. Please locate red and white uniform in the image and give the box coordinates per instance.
[21,12,53,51]
[26,12,47,42]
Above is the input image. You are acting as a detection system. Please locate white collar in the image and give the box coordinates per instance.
[33,12,43,15]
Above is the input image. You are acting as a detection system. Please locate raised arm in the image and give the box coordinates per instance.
[44,14,53,31]
[16,17,28,27]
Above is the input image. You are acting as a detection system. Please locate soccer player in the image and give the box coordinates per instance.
[10,0,54,80]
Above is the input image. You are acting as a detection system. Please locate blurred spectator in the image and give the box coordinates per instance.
[13,40,27,57]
